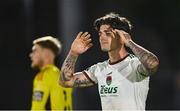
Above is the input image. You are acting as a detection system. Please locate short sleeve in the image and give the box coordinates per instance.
[83,64,98,84]
[131,58,149,81]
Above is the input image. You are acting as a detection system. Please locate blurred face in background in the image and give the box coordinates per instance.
[29,44,44,69]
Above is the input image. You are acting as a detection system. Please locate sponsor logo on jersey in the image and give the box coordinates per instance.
[100,85,118,94]
[33,91,44,101]
[100,75,118,96]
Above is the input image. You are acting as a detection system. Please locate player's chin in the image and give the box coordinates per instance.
[31,63,39,69]
[101,47,109,52]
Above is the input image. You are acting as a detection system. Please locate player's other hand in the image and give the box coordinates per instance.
[114,29,132,46]
[70,32,93,56]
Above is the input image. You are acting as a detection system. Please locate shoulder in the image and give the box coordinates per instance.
[44,65,59,72]
[87,60,108,71]
[128,54,140,64]
[38,65,60,85]
[43,65,60,77]
[95,60,108,69]
[97,60,109,68]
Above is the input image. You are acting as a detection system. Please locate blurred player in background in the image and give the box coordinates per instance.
[29,36,72,110]
[59,12,159,110]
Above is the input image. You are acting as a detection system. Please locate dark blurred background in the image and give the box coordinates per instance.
[0,0,180,110]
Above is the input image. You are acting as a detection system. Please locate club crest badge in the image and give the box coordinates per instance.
[33,91,44,101]
[106,76,112,86]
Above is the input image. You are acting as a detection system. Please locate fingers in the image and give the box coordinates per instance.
[111,30,117,38]
[77,32,91,41]
[81,32,89,38]
[84,33,91,40]
[85,43,93,51]
[114,29,124,37]
[82,32,93,50]
[114,29,130,37]
[76,31,93,47]
[76,32,83,39]
[84,37,92,44]
[83,33,92,47]
[113,29,132,46]
[77,32,90,39]
[111,29,125,39]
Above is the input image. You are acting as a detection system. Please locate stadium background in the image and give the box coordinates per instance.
[0,0,179,110]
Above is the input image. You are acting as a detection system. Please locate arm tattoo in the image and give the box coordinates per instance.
[73,78,93,87]
[128,41,159,74]
[61,53,78,82]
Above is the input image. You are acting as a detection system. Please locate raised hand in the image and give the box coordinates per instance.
[113,29,159,75]
[70,32,93,56]
[113,29,132,47]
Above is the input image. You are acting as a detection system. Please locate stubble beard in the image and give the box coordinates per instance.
[101,46,110,52]
[31,60,44,70]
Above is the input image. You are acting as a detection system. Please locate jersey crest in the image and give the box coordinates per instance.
[33,91,44,101]
[106,76,112,86]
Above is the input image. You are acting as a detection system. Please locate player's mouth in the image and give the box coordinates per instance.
[100,41,108,44]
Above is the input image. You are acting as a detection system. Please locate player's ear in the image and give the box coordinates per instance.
[42,48,49,57]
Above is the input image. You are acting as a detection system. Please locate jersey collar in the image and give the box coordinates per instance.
[108,54,129,65]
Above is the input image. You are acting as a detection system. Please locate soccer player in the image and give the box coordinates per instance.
[59,13,159,110]
[29,36,72,110]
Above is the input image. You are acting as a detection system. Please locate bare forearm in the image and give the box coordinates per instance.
[127,40,159,73]
[60,53,94,88]
[61,51,78,82]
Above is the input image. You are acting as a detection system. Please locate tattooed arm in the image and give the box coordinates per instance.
[59,32,94,87]
[115,29,159,75]
[59,52,94,87]
[127,41,159,75]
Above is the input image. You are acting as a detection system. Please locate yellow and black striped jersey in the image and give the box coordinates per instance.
[31,64,72,110]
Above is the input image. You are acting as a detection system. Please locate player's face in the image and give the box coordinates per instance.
[29,44,44,69]
[98,25,120,52]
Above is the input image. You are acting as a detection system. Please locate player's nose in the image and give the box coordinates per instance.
[29,52,32,58]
